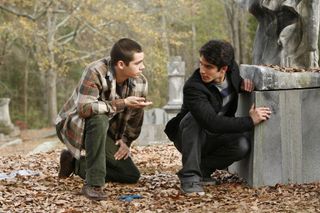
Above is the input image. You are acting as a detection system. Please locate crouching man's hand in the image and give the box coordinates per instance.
[114,139,130,160]
[124,96,153,109]
[249,104,272,125]
[241,79,254,92]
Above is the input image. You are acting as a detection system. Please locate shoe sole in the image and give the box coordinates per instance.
[81,189,108,201]
[84,195,108,201]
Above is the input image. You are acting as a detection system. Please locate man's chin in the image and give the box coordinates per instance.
[201,78,211,83]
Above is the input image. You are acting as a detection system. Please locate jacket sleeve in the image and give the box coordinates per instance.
[183,83,254,134]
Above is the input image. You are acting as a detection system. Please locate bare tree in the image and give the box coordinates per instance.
[222,0,249,64]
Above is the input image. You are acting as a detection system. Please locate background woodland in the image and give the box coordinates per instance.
[0,0,256,128]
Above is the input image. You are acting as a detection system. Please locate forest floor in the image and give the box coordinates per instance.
[0,129,320,212]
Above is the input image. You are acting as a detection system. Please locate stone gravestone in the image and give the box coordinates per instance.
[163,56,185,120]
[0,98,14,133]
[135,56,185,146]
[237,0,320,68]
[229,65,320,187]
[134,108,169,146]
[0,98,21,146]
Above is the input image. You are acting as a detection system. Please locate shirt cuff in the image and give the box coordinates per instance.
[122,136,132,147]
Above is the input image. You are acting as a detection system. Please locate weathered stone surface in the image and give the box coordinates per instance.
[237,0,320,68]
[163,56,185,118]
[231,88,320,187]
[134,124,169,146]
[143,108,168,125]
[134,109,170,146]
[0,98,14,129]
[240,64,320,90]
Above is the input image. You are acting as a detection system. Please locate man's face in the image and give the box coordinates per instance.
[122,52,145,78]
[199,56,226,84]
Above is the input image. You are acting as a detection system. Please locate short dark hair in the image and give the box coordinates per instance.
[110,38,142,66]
[199,40,235,70]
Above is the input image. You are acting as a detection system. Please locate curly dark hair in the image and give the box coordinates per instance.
[199,40,235,70]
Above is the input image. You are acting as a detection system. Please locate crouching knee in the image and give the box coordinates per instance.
[125,170,141,184]
[234,136,250,161]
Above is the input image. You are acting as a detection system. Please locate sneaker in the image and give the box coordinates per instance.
[58,149,75,178]
[180,181,205,196]
[81,184,107,201]
[200,177,220,186]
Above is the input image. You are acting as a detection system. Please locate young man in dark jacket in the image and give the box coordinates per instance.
[165,40,271,195]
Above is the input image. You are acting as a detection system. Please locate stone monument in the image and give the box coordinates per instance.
[229,65,320,187]
[163,56,185,120]
[0,98,15,133]
[0,98,21,145]
[237,0,320,68]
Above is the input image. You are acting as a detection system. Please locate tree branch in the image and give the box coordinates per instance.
[64,49,107,64]
[0,1,53,21]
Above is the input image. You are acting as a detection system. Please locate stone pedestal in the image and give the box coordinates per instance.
[134,108,169,146]
[163,56,185,119]
[229,65,320,187]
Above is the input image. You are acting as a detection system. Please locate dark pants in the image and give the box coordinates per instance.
[174,112,250,182]
[57,114,140,187]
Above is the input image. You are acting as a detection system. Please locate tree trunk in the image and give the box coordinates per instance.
[47,7,57,125]
[223,0,251,64]
[23,51,29,123]
[239,11,248,64]
[161,12,170,58]
[191,0,198,70]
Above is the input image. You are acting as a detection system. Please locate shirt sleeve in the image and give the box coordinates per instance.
[121,75,148,146]
[77,67,122,118]
[121,108,144,147]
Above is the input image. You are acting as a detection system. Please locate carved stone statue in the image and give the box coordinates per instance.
[237,0,320,68]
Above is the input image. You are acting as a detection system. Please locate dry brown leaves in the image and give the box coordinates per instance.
[1,144,320,212]
[262,64,320,73]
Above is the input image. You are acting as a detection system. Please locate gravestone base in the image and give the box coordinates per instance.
[134,124,169,146]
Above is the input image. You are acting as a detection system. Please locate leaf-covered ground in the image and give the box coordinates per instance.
[1,144,320,212]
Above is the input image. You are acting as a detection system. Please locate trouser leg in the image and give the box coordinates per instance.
[75,115,140,184]
[75,114,108,187]
[174,112,206,182]
[200,132,251,177]
[104,136,140,183]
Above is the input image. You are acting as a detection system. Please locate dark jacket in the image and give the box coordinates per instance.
[164,64,254,141]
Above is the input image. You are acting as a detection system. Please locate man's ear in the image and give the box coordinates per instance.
[220,65,228,73]
[116,60,126,69]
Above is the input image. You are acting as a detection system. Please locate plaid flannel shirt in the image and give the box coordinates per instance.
[55,57,148,159]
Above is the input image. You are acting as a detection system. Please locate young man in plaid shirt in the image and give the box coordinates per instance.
[56,38,152,201]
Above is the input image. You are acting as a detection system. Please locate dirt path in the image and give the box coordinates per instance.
[0,127,63,156]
